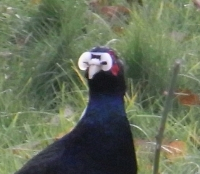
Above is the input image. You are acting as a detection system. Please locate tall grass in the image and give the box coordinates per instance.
[0,0,200,173]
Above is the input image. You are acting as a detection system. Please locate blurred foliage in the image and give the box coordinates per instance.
[0,0,200,173]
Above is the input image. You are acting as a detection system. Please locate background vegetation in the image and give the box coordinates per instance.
[0,0,200,173]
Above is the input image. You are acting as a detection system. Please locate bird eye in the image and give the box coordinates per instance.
[100,53,112,71]
[78,52,91,70]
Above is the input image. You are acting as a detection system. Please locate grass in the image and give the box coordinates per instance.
[0,0,200,173]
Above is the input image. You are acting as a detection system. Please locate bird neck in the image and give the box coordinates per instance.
[88,93,125,114]
[78,93,126,125]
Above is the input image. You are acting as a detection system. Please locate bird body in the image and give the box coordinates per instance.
[15,47,137,174]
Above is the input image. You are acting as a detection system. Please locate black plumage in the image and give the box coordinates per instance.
[14,46,137,174]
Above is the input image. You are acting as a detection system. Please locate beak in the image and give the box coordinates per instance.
[88,64,101,79]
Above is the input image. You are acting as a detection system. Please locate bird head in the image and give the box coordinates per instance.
[78,46,126,95]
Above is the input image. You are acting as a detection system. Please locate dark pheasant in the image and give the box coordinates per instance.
[14,46,138,174]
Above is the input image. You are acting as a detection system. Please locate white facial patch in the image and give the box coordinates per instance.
[78,52,113,79]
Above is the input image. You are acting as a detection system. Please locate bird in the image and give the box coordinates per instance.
[14,46,138,174]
